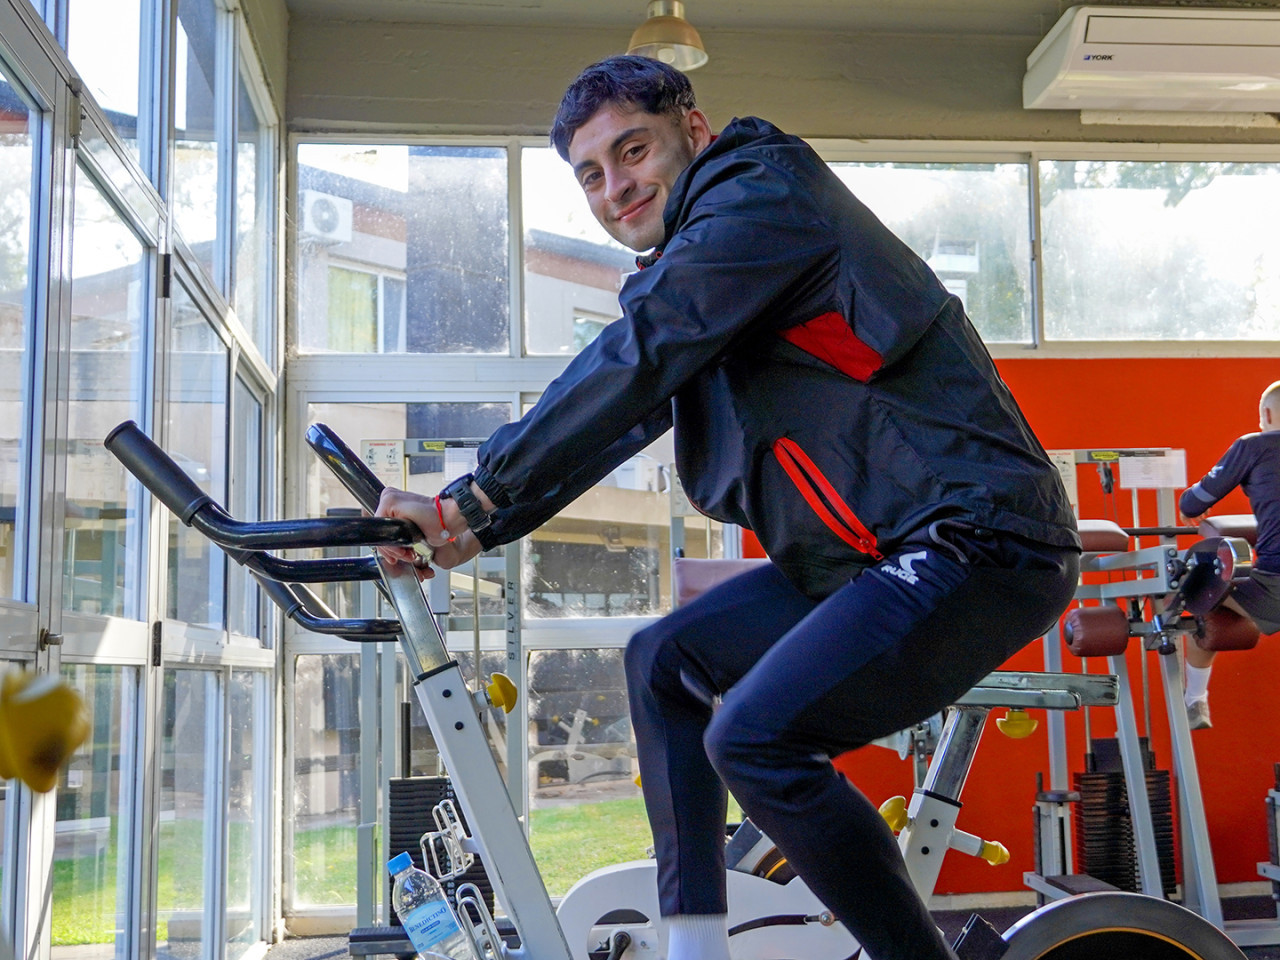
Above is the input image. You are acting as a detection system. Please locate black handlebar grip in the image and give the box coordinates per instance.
[104,420,213,524]
[305,423,385,514]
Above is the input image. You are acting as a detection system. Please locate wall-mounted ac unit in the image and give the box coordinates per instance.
[300,190,354,243]
[1024,5,1280,112]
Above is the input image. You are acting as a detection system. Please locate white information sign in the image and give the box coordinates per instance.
[360,440,405,489]
[1117,449,1186,490]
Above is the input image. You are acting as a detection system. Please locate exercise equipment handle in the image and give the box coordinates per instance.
[105,420,211,523]
[306,422,385,514]
[105,420,421,551]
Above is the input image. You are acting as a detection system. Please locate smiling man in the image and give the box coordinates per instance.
[376,56,1080,960]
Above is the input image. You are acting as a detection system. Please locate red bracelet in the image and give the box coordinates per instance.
[435,495,457,543]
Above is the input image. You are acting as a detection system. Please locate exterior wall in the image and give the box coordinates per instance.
[287,19,1280,145]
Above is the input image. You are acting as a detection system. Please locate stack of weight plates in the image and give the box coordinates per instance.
[388,776,495,919]
[1072,739,1177,896]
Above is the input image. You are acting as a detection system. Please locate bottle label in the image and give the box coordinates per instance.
[402,900,461,953]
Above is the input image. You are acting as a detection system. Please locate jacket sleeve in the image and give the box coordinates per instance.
[475,167,839,515]
[473,404,672,549]
[1180,437,1251,517]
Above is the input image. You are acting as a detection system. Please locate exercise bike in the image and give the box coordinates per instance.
[105,420,1248,960]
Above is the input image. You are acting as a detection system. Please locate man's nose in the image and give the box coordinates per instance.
[605,166,634,204]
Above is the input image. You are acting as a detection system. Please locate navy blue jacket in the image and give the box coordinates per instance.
[1181,431,1280,573]
[473,117,1079,598]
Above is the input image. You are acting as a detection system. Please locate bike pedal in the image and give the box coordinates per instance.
[951,912,1007,960]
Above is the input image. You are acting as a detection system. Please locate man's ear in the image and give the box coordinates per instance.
[683,108,713,155]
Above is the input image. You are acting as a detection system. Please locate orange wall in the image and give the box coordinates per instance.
[748,357,1280,895]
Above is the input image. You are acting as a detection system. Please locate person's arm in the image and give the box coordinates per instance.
[474,173,839,519]
[472,406,673,549]
[1180,437,1250,520]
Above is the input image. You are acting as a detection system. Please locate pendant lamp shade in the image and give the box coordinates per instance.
[627,0,708,72]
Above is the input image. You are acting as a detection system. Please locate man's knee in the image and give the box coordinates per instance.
[624,620,667,688]
[704,700,770,787]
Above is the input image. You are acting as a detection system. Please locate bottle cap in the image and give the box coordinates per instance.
[387,851,414,875]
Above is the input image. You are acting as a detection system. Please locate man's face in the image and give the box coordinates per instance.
[567,103,711,252]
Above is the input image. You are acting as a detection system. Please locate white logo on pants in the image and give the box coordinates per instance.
[881,550,927,585]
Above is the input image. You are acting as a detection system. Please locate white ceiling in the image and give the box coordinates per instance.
[283,0,1280,39]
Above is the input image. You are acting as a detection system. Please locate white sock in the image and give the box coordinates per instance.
[1185,663,1212,704]
[665,913,730,960]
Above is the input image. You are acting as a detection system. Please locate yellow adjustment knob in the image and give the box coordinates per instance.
[980,840,1010,866]
[486,673,518,714]
[0,670,90,794]
[879,795,908,833]
[995,708,1038,739]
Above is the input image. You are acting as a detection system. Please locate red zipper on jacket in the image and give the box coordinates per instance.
[772,437,884,560]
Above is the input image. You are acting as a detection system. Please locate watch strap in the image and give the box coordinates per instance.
[441,474,492,533]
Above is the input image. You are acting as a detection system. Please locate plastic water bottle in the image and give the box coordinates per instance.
[388,851,474,960]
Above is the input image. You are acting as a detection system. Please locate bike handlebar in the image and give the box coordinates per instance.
[305,422,384,514]
[105,420,211,523]
[106,420,421,551]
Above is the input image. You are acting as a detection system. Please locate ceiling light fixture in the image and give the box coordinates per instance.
[627,0,708,72]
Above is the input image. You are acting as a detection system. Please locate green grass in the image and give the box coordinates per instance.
[51,817,257,945]
[528,797,654,896]
[50,795,743,938]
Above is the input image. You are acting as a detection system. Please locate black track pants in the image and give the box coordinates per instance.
[625,530,1079,960]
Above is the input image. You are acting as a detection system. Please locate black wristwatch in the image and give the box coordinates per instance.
[440,474,493,534]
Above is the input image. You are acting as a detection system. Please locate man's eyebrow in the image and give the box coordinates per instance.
[572,125,650,178]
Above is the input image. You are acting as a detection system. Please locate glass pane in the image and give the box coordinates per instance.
[0,67,35,600]
[227,670,262,958]
[234,72,267,354]
[173,0,221,283]
[1040,161,1280,340]
[522,147,633,356]
[166,289,228,628]
[64,171,148,619]
[67,0,142,161]
[526,648,645,897]
[228,379,262,640]
[525,449,719,621]
[828,162,1033,343]
[52,664,139,958]
[158,669,216,957]
[296,144,509,354]
[290,653,359,908]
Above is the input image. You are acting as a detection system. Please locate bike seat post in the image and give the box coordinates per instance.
[921,706,991,802]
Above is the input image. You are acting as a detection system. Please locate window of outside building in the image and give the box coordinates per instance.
[296,144,509,355]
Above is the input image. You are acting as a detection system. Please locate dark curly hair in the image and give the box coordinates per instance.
[550,56,696,161]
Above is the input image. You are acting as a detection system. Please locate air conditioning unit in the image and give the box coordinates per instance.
[1024,5,1280,112]
[300,190,354,243]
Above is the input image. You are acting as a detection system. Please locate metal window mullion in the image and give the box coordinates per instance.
[253,669,276,944]
[207,667,229,960]
[214,2,235,297]
[1028,151,1046,348]
[115,662,149,960]
[280,653,299,918]
[508,138,523,360]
